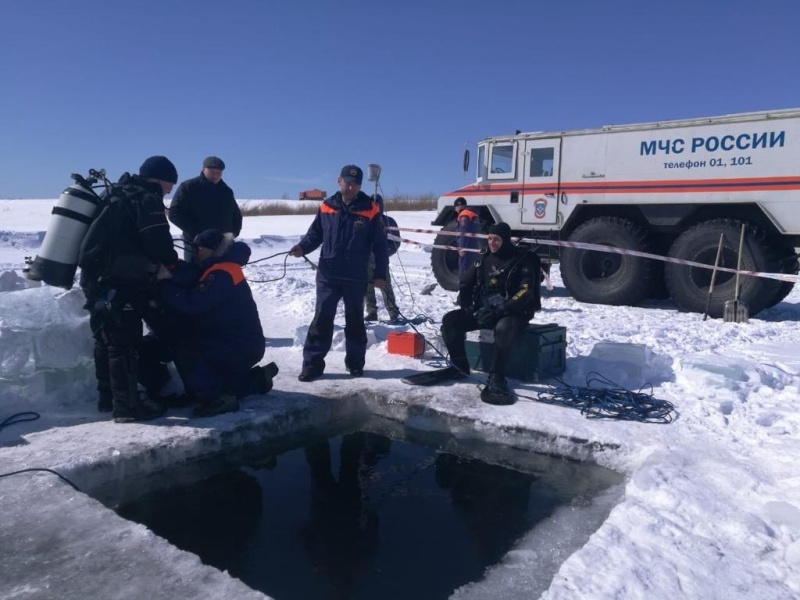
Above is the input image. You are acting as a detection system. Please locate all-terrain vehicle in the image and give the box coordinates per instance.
[431,108,800,317]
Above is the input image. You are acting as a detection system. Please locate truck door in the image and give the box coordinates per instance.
[521,138,561,225]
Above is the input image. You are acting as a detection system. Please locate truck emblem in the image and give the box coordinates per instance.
[534,197,547,219]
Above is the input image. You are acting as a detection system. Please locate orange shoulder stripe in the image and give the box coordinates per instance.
[199,262,245,285]
[351,202,380,220]
[320,201,380,220]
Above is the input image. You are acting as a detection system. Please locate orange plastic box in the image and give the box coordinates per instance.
[387,332,425,358]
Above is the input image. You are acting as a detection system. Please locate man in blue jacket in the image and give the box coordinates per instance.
[290,165,389,381]
[159,229,276,416]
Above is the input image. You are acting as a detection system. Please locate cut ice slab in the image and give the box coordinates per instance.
[0,328,35,378]
[589,342,653,365]
[568,342,674,388]
[678,354,751,386]
[0,286,92,376]
[736,343,800,376]
[0,286,87,329]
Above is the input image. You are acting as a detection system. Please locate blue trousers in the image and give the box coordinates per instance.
[179,340,265,399]
[303,273,368,372]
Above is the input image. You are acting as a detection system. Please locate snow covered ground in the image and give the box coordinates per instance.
[1,199,799,599]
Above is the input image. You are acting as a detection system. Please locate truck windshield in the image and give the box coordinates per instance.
[489,143,515,175]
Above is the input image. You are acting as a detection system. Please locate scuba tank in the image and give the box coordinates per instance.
[23,169,109,289]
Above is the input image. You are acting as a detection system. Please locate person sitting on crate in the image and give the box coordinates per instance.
[440,222,541,405]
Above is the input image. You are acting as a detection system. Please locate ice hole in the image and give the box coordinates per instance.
[112,417,623,600]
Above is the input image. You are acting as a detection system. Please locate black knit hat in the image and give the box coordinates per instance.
[454,197,467,207]
[488,222,512,241]
[139,156,178,184]
[193,229,224,250]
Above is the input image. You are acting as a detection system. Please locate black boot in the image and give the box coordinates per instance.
[481,374,516,406]
[94,341,113,412]
[258,362,279,394]
[192,394,239,418]
[109,348,167,423]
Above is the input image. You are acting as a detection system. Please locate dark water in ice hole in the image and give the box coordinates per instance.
[117,430,617,600]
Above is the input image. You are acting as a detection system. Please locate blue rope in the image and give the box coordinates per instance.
[530,372,675,424]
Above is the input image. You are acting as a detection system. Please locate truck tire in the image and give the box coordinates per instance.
[766,244,798,308]
[665,220,783,318]
[560,217,654,306]
[647,235,672,300]
[431,221,461,291]
[431,221,488,291]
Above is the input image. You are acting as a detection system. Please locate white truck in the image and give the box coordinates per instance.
[430,108,800,317]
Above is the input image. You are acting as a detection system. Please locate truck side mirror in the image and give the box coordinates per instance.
[463,149,470,173]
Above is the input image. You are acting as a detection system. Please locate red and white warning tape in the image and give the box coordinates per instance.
[387,227,799,284]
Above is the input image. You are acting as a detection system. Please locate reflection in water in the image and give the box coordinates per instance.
[116,429,601,600]
[116,470,263,572]
[434,453,533,565]
[302,432,390,600]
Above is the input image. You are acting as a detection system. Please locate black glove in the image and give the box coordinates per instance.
[474,306,498,327]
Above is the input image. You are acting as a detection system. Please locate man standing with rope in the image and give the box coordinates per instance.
[290,165,388,381]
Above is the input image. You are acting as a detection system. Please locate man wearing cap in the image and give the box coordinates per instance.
[168,156,242,261]
[439,222,542,404]
[454,197,481,276]
[78,155,180,423]
[289,165,389,381]
[158,228,276,417]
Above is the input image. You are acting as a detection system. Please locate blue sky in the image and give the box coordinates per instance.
[1,0,798,199]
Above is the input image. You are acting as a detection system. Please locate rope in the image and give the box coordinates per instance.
[247,250,294,265]
[245,252,294,283]
[523,372,676,424]
[0,468,81,492]
[0,411,40,432]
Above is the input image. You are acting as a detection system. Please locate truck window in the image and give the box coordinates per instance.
[529,147,555,177]
[489,143,515,176]
[477,145,487,180]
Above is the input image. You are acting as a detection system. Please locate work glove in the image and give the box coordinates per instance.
[156,264,173,281]
[474,306,499,328]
